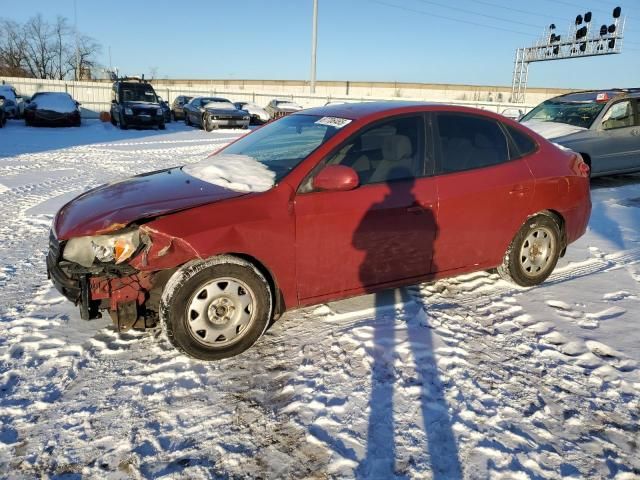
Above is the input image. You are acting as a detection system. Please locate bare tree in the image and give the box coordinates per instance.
[67,34,101,80]
[0,19,29,77]
[0,14,102,80]
[22,14,56,79]
[52,16,73,80]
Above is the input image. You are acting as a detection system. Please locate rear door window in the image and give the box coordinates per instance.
[435,113,510,174]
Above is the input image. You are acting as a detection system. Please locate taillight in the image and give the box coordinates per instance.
[571,154,590,177]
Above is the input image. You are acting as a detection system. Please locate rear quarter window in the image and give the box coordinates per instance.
[505,125,537,159]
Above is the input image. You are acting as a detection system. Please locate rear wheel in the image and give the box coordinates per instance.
[160,256,273,360]
[498,214,561,287]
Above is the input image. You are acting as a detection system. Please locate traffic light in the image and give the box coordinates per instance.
[575,26,588,40]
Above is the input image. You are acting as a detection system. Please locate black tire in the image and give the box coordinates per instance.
[498,214,561,287]
[185,112,191,126]
[171,111,176,121]
[110,113,117,126]
[159,122,166,130]
[160,256,273,361]
[119,113,128,130]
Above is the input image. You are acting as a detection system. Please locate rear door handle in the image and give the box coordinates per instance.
[509,185,531,195]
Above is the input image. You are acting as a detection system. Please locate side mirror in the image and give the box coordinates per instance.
[111,99,116,104]
[312,165,359,192]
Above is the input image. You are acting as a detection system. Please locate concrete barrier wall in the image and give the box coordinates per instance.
[2,76,563,118]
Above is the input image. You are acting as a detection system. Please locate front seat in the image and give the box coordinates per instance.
[368,134,414,183]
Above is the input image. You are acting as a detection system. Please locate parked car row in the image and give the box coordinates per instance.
[171,94,302,129]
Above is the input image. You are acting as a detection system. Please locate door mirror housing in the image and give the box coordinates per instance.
[312,165,359,192]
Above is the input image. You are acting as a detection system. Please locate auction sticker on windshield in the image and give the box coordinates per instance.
[315,117,352,128]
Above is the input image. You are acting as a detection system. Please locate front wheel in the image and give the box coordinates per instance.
[160,256,273,360]
[204,114,212,132]
[498,214,561,287]
[185,112,191,126]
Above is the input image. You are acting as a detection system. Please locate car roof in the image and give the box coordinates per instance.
[550,89,640,103]
[295,101,441,120]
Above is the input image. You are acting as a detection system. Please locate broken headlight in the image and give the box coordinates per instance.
[63,229,141,268]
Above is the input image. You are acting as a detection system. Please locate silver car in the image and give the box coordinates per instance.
[264,99,303,120]
[184,96,250,131]
[521,89,640,177]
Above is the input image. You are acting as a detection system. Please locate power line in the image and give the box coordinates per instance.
[459,0,557,21]
[412,0,540,29]
[370,0,640,52]
[370,0,536,36]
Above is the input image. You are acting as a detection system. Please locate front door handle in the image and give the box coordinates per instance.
[406,202,434,214]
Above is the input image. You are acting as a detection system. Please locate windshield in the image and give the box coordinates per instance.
[221,114,346,181]
[521,100,605,129]
[120,84,157,103]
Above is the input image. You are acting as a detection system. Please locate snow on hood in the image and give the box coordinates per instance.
[521,120,587,140]
[204,101,235,110]
[33,93,77,113]
[182,154,275,192]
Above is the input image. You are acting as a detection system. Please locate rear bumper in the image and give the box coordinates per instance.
[563,196,592,245]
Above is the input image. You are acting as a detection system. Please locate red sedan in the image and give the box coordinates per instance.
[47,102,591,360]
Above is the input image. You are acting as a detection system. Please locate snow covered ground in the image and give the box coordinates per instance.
[0,119,639,479]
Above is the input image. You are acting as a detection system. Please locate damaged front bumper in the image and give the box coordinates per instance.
[46,230,159,331]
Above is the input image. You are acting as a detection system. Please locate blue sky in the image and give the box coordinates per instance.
[6,0,640,88]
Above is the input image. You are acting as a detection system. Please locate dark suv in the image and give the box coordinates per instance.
[110,78,165,130]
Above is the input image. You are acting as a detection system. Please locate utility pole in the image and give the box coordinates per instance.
[310,0,318,94]
[74,0,80,80]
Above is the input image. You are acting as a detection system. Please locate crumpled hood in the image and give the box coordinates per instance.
[521,120,587,140]
[54,167,248,240]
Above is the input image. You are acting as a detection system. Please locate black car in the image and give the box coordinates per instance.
[183,96,250,131]
[24,92,81,127]
[109,78,165,130]
[157,96,171,123]
[170,95,193,120]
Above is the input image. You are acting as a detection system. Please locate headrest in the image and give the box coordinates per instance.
[382,134,412,160]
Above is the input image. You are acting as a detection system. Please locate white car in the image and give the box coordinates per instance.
[233,101,270,124]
